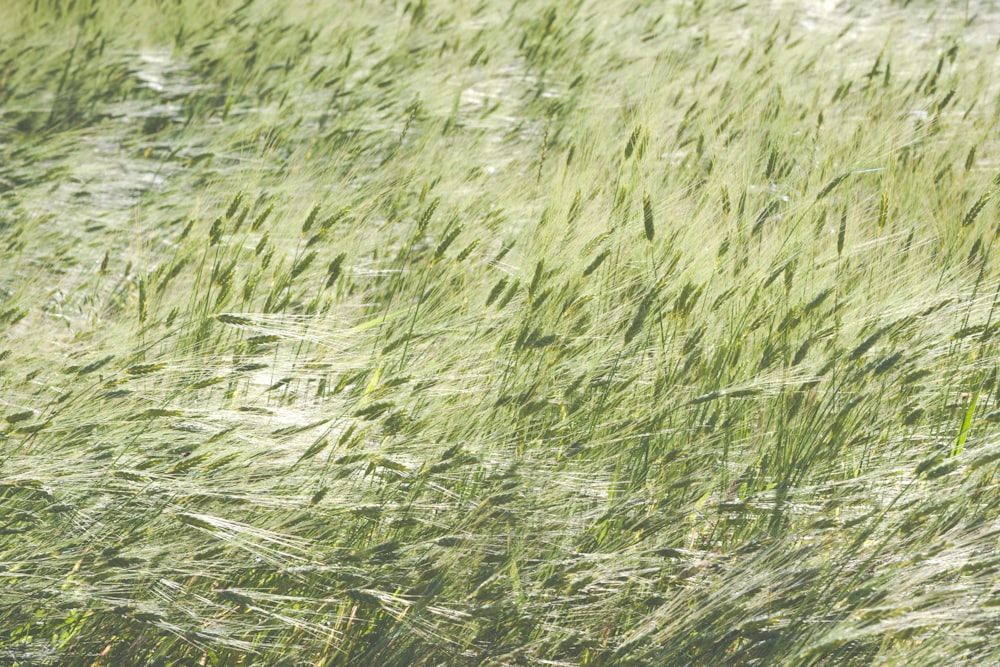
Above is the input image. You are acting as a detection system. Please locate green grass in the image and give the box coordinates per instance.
[3,0,1000,664]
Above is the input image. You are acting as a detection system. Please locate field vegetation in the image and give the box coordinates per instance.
[3,0,1000,664]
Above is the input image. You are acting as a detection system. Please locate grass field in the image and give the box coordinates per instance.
[3,0,1000,664]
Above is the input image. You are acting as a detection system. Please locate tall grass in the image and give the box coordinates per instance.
[3,0,1000,664]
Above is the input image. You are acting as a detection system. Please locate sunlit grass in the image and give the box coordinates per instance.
[3,0,1000,664]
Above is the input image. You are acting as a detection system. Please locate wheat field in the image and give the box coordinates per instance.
[3,1,1000,665]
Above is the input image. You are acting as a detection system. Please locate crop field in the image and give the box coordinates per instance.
[3,0,1000,664]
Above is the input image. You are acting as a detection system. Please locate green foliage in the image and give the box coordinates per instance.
[3,0,1000,665]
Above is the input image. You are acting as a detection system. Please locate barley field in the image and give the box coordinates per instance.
[3,0,1000,665]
